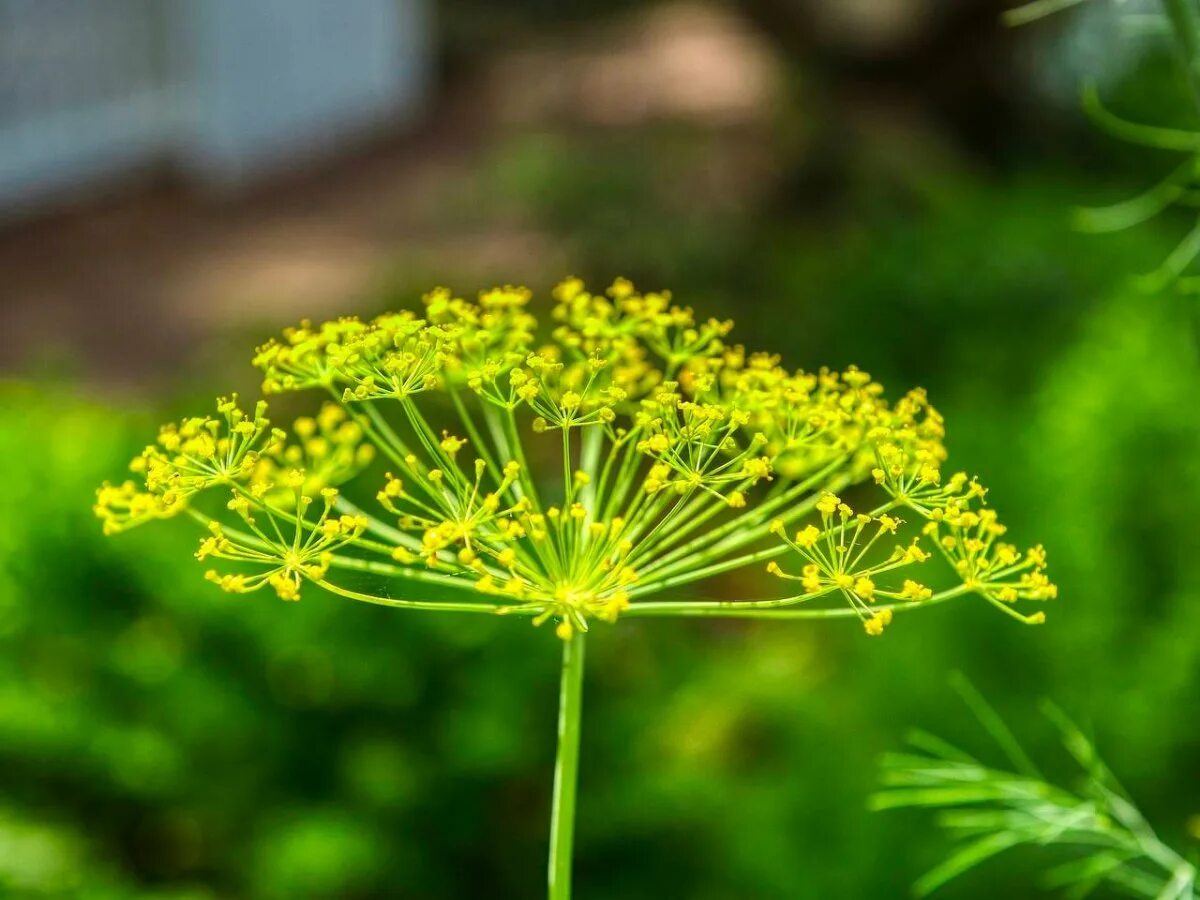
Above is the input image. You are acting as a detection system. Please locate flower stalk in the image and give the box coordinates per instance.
[548,629,586,900]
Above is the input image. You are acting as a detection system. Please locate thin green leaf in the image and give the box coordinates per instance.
[1135,217,1200,293]
[1082,84,1200,153]
[869,786,1016,811]
[1044,849,1134,889]
[1107,863,1194,899]
[1156,864,1197,900]
[1073,158,1198,233]
[904,728,980,765]
[914,832,1026,896]
[951,672,1042,778]
[1002,0,1090,28]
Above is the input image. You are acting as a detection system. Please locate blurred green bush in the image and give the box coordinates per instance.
[5,77,1200,897]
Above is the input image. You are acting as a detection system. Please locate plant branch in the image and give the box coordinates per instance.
[314,579,508,614]
[623,582,976,618]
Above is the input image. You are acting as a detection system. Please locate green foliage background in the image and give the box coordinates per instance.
[4,9,1200,898]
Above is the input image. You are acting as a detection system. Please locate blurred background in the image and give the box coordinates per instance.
[1,1,1198,897]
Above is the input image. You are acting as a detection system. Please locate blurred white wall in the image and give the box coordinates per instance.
[0,0,430,217]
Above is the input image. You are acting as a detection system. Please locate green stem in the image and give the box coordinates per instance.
[314,579,507,613]
[623,582,975,618]
[548,630,586,900]
[630,544,784,597]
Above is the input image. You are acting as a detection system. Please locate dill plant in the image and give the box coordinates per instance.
[95,278,1056,898]
[875,679,1198,898]
[1007,0,1200,294]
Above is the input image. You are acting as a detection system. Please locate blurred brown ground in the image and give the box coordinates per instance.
[0,3,780,389]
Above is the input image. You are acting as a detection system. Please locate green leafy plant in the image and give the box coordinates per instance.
[875,676,1197,898]
[95,279,1055,898]
[1006,0,1200,294]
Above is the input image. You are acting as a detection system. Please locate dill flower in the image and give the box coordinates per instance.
[95,277,1057,900]
[96,277,1054,633]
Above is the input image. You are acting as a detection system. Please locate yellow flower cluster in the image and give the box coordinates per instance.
[94,396,374,597]
[96,395,274,535]
[923,499,1055,609]
[97,278,1054,637]
[198,486,367,601]
[768,495,931,636]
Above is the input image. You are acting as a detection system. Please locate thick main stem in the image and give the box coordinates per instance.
[548,630,586,900]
